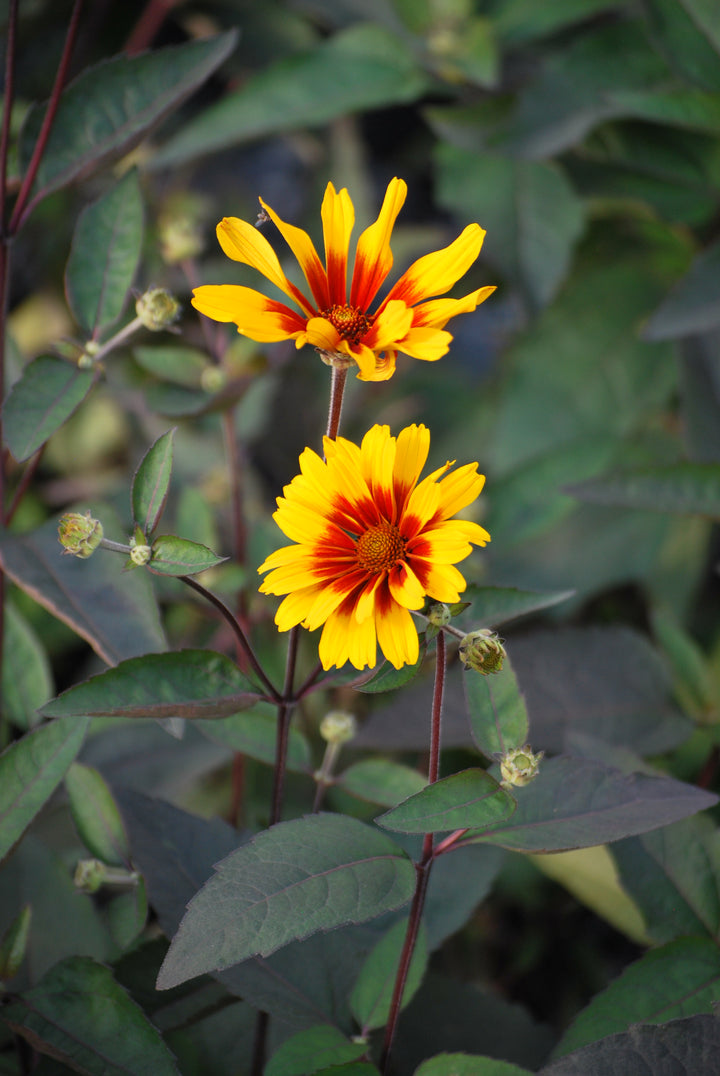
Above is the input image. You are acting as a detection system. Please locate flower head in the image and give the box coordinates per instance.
[192,179,494,382]
[58,511,104,558]
[258,424,490,670]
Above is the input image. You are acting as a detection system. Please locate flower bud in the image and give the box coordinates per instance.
[320,710,357,745]
[426,602,452,628]
[135,288,181,332]
[74,858,107,893]
[129,538,152,567]
[200,365,227,394]
[500,745,543,789]
[58,511,104,558]
[459,628,506,674]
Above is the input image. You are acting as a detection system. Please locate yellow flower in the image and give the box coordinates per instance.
[192,178,494,381]
[258,424,490,670]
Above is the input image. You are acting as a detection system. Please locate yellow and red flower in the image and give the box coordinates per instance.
[192,178,494,381]
[258,423,490,670]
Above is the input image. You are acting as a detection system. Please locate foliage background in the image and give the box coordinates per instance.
[2,0,720,1073]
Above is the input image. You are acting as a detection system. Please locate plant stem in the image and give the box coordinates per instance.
[270,626,299,825]
[124,0,181,55]
[326,365,348,442]
[0,0,18,222]
[179,575,281,702]
[8,0,84,234]
[379,630,446,1072]
[4,447,45,527]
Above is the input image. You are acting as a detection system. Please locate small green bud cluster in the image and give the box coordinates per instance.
[459,628,506,674]
[320,710,357,745]
[58,511,104,558]
[135,288,181,332]
[500,746,543,789]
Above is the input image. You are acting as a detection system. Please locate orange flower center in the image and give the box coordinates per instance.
[323,304,371,345]
[356,521,406,573]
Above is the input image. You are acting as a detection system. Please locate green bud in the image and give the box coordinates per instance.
[500,745,543,789]
[200,365,227,394]
[74,858,108,893]
[129,537,152,567]
[459,628,506,674]
[426,602,452,628]
[58,511,104,558]
[320,710,357,745]
[135,288,181,332]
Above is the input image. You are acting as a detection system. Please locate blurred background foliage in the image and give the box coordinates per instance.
[2,0,720,1070]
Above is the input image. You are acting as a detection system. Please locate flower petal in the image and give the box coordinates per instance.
[320,598,377,670]
[259,195,330,311]
[393,424,430,512]
[192,285,306,342]
[436,464,486,519]
[412,286,496,328]
[321,183,355,305]
[384,223,486,308]
[300,315,342,352]
[351,177,407,311]
[375,593,418,669]
[365,299,413,351]
[397,326,452,362]
[216,217,315,315]
[388,560,426,610]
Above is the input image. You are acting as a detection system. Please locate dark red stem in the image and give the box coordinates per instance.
[325,365,348,443]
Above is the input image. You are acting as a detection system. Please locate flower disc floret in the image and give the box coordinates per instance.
[258,423,490,671]
[192,179,494,382]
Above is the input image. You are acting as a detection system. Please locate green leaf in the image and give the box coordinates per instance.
[41,650,262,721]
[133,345,210,388]
[197,708,311,773]
[0,717,89,863]
[266,1026,366,1076]
[554,936,720,1057]
[462,585,574,627]
[378,769,516,835]
[350,919,427,1034]
[0,905,32,981]
[357,643,427,693]
[156,814,415,988]
[415,1056,533,1075]
[643,240,720,339]
[542,1012,720,1075]
[2,600,53,731]
[337,760,427,807]
[149,534,227,576]
[567,462,720,517]
[492,0,623,46]
[645,0,720,91]
[65,763,130,866]
[676,0,720,55]
[0,506,167,666]
[651,607,718,721]
[65,170,143,336]
[132,428,175,536]
[1,956,179,1074]
[19,32,238,204]
[464,659,529,760]
[105,881,148,951]
[152,24,430,167]
[3,356,94,462]
[612,816,720,942]
[435,146,583,310]
[465,757,717,853]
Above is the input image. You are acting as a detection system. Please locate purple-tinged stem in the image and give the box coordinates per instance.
[270,625,300,825]
[326,365,348,443]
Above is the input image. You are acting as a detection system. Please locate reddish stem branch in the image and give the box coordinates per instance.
[0,0,19,225]
[124,0,181,55]
[325,365,348,443]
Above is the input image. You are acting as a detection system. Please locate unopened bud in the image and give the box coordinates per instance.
[200,365,227,394]
[459,628,506,674]
[159,217,204,264]
[135,288,180,332]
[500,746,543,789]
[74,858,107,893]
[58,511,104,558]
[426,603,452,628]
[320,710,357,745]
[129,537,152,567]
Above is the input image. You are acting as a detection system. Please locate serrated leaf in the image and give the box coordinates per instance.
[152,24,429,167]
[377,769,516,835]
[462,584,574,627]
[1,956,179,1074]
[415,1055,532,1075]
[65,170,143,335]
[337,760,427,807]
[149,534,227,576]
[350,919,427,1034]
[3,356,94,462]
[464,659,529,760]
[0,718,89,863]
[0,506,167,666]
[132,428,175,536]
[465,757,717,853]
[156,814,415,989]
[266,1025,366,1076]
[554,936,720,1057]
[567,462,720,517]
[3,600,53,730]
[41,649,262,721]
[65,763,130,866]
[19,33,238,204]
[197,709,311,773]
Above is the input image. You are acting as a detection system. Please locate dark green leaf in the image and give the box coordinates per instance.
[65,762,130,866]
[566,462,720,517]
[554,937,720,1056]
[156,814,415,988]
[464,659,529,760]
[197,709,311,773]
[3,356,94,462]
[492,0,623,46]
[19,33,238,203]
[643,239,720,339]
[0,905,32,981]
[462,584,574,627]
[466,757,716,853]
[1,956,179,1074]
[612,816,720,943]
[0,718,89,863]
[337,760,427,807]
[149,534,227,576]
[645,0,720,90]
[356,642,426,693]
[0,506,167,665]
[651,607,717,721]
[680,332,720,462]
[350,919,427,1034]
[132,428,175,536]
[41,650,262,721]
[2,600,53,730]
[152,24,430,167]
[144,383,216,417]
[133,345,209,388]
[542,1012,720,1075]
[266,1025,366,1076]
[378,769,515,835]
[677,0,720,54]
[435,146,583,310]
[104,881,148,952]
[415,1056,532,1075]
[65,170,143,336]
